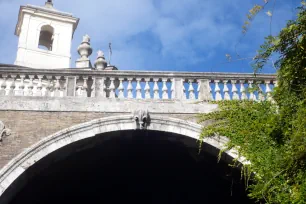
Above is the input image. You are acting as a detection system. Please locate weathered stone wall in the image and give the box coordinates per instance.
[0,110,203,169]
[0,111,114,168]
[0,96,218,169]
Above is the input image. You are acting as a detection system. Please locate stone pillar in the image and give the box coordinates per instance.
[198,79,211,101]
[173,78,184,100]
[94,77,105,98]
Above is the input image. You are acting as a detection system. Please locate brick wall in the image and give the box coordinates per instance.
[0,111,197,169]
[0,111,117,168]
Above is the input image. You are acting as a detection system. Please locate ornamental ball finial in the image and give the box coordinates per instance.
[77,35,93,60]
[95,50,107,70]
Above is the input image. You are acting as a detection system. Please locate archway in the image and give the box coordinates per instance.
[38,25,54,51]
[0,115,252,203]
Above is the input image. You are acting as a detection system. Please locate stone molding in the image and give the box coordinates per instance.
[0,97,218,113]
[0,67,277,81]
[0,115,246,197]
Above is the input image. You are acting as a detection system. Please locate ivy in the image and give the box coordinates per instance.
[198,3,306,203]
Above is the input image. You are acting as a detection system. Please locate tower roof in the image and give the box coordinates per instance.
[15,2,79,36]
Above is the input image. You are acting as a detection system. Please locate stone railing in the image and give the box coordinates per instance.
[0,68,277,101]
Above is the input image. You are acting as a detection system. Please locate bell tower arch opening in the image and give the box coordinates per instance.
[38,25,54,51]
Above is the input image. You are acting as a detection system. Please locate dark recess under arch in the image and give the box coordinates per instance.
[3,130,253,204]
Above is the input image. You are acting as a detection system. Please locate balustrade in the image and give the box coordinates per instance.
[0,68,277,102]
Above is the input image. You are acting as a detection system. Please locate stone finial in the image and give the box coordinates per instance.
[0,121,11,142]
[78,34,92,59]
[82,35,90,43]
[76,35,93,68]
[94,50,107,70]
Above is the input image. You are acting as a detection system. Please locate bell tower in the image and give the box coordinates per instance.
[14,0,79,69]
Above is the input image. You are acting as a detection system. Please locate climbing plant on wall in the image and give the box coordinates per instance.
[199,2,306,203]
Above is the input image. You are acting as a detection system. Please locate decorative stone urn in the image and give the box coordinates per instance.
[94,50,107,70]
[78,35,92,59]
[76,35,93,68]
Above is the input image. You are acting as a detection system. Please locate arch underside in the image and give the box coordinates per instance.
[0,115,244,203]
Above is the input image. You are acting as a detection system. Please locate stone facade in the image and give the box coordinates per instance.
[14,2,79,68]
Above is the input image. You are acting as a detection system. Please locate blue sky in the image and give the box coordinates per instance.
[0,0,301,73]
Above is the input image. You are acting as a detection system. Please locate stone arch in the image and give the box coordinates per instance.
[0,115,243,199]
[38,24,54,51]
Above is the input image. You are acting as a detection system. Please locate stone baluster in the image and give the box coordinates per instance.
[117,78,124,99]
[54,76,61,97]
[42,77,49,97]
[248,80,256,100]
[170,79,174,100]
[162,79,168,99]
[197,80,201,100]
[90,77,95,98]
[0,75,7,96]
[265,80,272,101]
[109,77,116,98]
[82,77,88,97]
[16,75,25,96]
[136,78,142,99]
[61,76,68,97]
[76,77,83,97]
[103,79,107,98]
[48,77,55,97]
[214,80,222,101]
[209,84,214,101]
[127,78,133,99]
[35,75,43,96]
[144,78,151,99]
[8,75,16,96]
[257,81,265,101]
[188,80,195,100]
[223,80,230,100]
[42,77,51,97]
[27,75,34,96]
[183,83,186,100]
[153,78,159,99]
[231,80,239,100]
[240,80,247,100]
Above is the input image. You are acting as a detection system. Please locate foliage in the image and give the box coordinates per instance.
[198,2,306,203]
